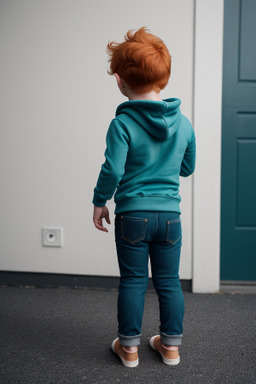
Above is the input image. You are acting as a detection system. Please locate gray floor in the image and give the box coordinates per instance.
[0,286,256,384]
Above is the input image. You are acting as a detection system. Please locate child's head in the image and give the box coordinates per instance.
[107,27,171,94]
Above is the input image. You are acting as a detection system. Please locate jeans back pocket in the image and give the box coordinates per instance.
[121,215,148,244]
[165,218,182,245]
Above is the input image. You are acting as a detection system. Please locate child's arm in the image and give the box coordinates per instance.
[93,118,129,230]
[180,134,196,177]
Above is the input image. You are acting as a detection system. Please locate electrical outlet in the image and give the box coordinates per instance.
[42,227,63,247]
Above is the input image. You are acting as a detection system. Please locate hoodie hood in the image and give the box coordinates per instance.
[116,98,181,141]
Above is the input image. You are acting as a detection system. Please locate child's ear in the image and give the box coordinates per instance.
[114,73,128,97]
[114,73,123,89]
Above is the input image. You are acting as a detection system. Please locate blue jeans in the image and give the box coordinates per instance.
[115,211,184,347]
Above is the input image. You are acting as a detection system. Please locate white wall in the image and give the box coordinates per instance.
[0,1,194,279]
[193,0,223,292]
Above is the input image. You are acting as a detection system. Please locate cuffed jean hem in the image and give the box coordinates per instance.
[160,332,183,346]
[118,333,142,347]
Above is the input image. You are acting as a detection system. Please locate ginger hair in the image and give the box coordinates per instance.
[107,27,171,93]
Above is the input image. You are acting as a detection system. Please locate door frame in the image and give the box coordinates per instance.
[193,0,224,292]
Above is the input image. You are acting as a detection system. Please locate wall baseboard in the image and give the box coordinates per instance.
[0,271,192,292]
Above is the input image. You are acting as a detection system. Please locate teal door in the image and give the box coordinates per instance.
[221,0,256,281]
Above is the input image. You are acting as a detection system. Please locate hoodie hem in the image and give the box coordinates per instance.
[114,197,181,215]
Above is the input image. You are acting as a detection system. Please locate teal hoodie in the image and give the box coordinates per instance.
[93,98,196,214]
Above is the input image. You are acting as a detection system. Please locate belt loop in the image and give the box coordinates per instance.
[155,212,158,232]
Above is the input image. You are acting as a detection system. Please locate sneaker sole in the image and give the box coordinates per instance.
[111,338,139,368]
[149,336,180,366]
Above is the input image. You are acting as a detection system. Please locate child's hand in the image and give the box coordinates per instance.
[93,205,111,232]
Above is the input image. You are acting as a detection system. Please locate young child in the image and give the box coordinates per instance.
[93,27,196,368]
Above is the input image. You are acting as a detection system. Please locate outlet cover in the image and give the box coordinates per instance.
[42,227,63,247]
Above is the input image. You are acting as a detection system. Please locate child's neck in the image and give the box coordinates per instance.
[127,89,162,101]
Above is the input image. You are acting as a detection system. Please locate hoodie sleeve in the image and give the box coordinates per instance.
[180,130,196,177]
[93,118,129,206]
